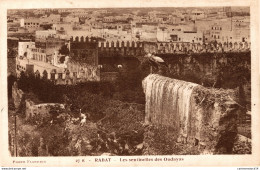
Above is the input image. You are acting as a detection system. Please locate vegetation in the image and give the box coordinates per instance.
[9,51,251,156]
[10,61,147,156]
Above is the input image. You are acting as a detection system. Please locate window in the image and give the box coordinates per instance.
[170,35,178,41]
[51,73,55,80]
[42,71,48,79]
[58,73,62,79]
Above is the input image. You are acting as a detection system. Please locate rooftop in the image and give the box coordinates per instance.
[19,58,63,72]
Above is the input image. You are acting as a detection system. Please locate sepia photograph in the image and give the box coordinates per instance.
[1,0,260,167]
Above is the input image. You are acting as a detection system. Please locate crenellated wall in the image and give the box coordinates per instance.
[98,40,143,48]
[70,36,251,57]
[99,40,250,58]
[98,40,144,58]
[69,38,99,65]
[144,41,251,54]
[69,36,100,43]
[142,74,239,155]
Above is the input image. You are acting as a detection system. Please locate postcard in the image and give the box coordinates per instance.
[0,0,259,167]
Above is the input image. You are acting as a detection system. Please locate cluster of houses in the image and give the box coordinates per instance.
[7,7,250,84]
[8,7,250,44]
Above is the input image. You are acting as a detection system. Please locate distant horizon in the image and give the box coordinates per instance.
[7,6,250,10]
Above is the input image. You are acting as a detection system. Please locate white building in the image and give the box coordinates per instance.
[208,17,250,43]
[18,42,35,57]
[36,30,57,39]
[52,23,73,32]
[219,29,250,43]
[52,51,69,68]
[40,14,61,24]
[21,18,40,28]
[20,18,24,27]
[63,16,79,23]
[190,9,205,20]
[132,24,157,41]
[28,48,47,62]
[157,27,203,43]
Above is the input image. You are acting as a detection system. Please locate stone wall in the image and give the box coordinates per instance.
[98,40,144,58]
[12,81,65,120]
[99,41,250,56]
[144,41,250,54]
[142,74,239,155]
[100,72,118,82]
[66,61,100,82]
[157,52,251,89]
[69,37,99,65]
[25,99,65,120]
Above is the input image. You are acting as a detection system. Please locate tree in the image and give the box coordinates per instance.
[59,45,70,56]
[8,48,18,58]
[8,75,16,97]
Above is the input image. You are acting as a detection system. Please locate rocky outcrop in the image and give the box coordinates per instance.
[25,99,65,120]
[12,82,24,109]
[142,74,239,155]
[232,134,251,154]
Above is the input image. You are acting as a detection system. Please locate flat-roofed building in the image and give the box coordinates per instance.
[21,18,40,28]
[18,41,35,58]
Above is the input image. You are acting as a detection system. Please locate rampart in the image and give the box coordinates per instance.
[69,37,251,59]
[156,52,251,89]
[144,41,251,54]
[142,74,240,155]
